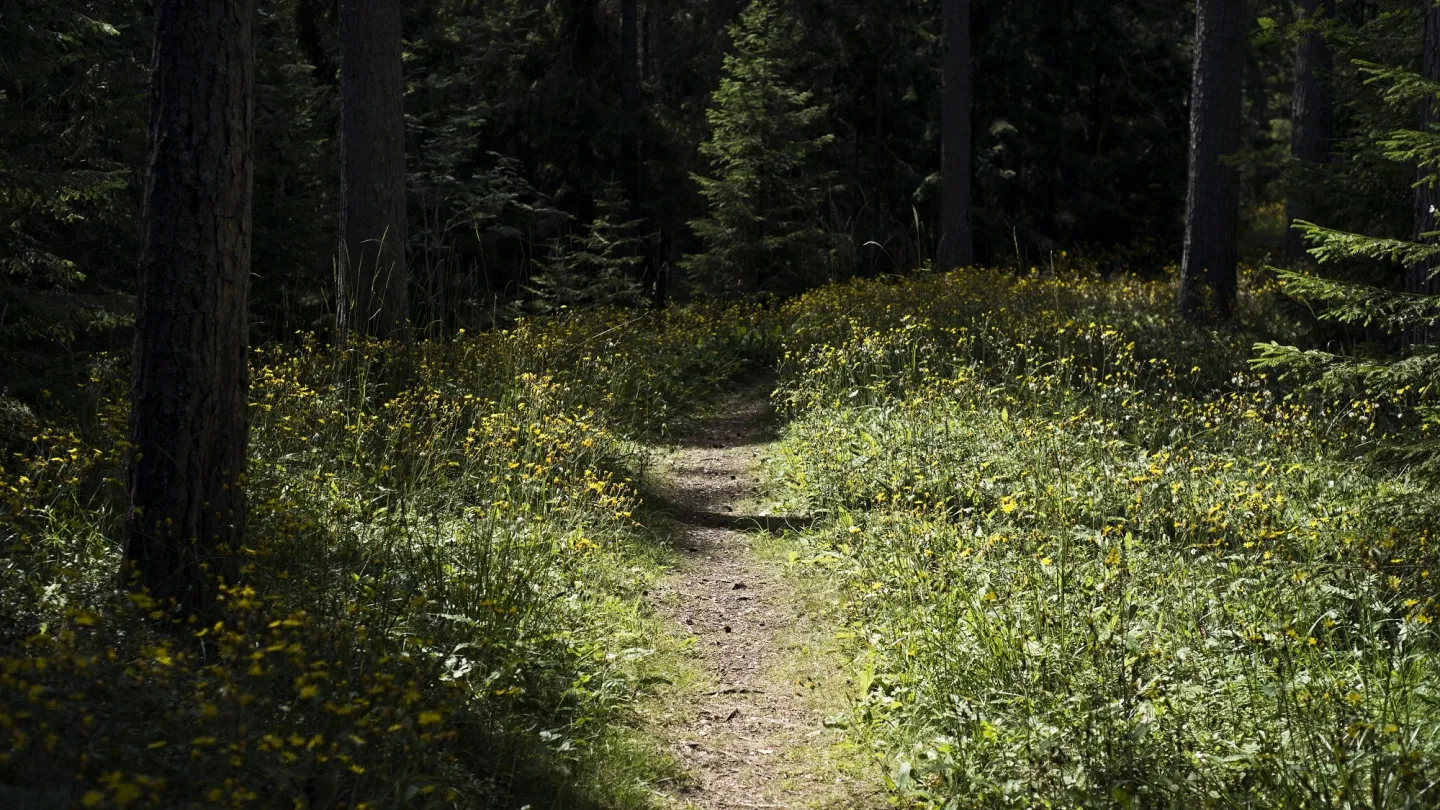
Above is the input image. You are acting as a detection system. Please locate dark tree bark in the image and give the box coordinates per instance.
[338,0,408,340]
[1284,0,1335,262]
[621,0,641,217]
[1407,1,1440,346]
[621,0,653,303]
[1179,0,1247,320]
[125,0,255,611]
[641,0,654,82]
[938,0,975,270]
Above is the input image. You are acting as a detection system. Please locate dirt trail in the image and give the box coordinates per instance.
[644,384,880,810]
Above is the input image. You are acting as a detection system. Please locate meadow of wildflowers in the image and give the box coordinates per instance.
[3,266,1438,808]
[768,267,1440,807]
[0,304,770,808]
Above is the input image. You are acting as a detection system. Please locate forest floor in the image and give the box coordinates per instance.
[640,379,883,810]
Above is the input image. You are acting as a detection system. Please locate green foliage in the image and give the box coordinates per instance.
[0,0,147,289]
[0,306,772,808]
[964,0,1193,260]
[768,268,1440,807]
[683,0,846,295]
[524,191,647,314]
[1275,3,1425,249]
[247,3,341,338]
[1254,49,1440,475]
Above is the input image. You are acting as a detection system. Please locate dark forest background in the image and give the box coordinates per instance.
[1,0,1427,353]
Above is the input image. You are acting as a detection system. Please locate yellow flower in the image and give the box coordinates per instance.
[113,783,142,807]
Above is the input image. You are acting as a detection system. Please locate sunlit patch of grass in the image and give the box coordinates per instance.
[768,267,1440,807]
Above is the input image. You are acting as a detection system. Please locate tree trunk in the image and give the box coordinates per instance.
[338,0,408,340]
[1284,0,1335,262]
[125,0,255,612]
[1407,1,1440,346]
[641,0,654,82]
[621,0,641,219]
[621,0,652,303]
[938,0,975,270]
[1179,0,1247,320]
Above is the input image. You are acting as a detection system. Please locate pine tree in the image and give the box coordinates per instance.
[683,0,843,295]
[525,189,646,313]
[1255,56,1440,473]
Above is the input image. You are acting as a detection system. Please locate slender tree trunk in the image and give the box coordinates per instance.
[641,0,654,82]
[338,0,408,340]
[1179,0,1247,320]
[125,0,255,612]
[621,0,652,303]
[621,0,641,219]
[938,0,974,270]
[1407,1,1440,346]
[1284,0,1335,262]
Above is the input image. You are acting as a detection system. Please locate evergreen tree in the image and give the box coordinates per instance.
[1409,0,1440,345]
[524,189,646,313]
[0,0,148,290]
[1255,55,1440,472]
[683,0,843,295]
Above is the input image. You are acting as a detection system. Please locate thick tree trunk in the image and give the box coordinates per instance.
[1284,0,1335,262]
[1179,0,1247,320]
[1407,2,1440,346]
[938,0,974,270]
[125,0,254,611]
[338,0,409,340]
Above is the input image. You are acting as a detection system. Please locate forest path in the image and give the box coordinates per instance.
[642,379,882,810]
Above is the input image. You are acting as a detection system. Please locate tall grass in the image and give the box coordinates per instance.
[0,304,772,808]
[769,267,1440,808]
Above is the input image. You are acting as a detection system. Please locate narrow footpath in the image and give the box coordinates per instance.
[644,385,881,810]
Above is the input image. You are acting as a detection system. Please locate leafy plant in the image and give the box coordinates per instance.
[683,0,847,296]
[1255,58,1440,476]
[524,189,647,314]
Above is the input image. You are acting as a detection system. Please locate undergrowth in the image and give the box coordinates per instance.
[8,263,1440,809]
[0,304,771,809]
[768,267,1440,808]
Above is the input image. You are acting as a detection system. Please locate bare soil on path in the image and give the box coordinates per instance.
[642,382,882,810]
